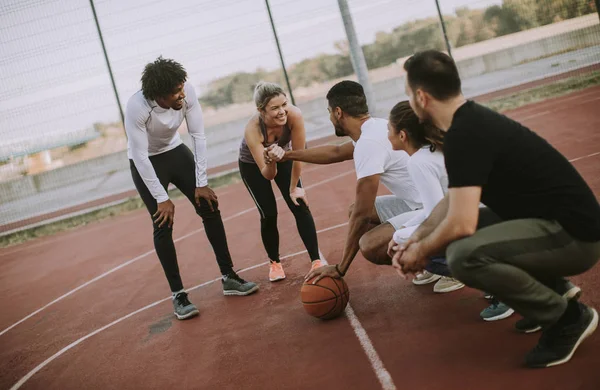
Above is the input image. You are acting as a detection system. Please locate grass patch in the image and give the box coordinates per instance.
[3,70,600,248]
[0,170,241,248]
[482,71,600,113]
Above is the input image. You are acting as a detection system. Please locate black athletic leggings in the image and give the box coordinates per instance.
[238,159,320,262]
[130,144,234,292]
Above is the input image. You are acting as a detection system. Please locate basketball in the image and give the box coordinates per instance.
[301,276,350,320]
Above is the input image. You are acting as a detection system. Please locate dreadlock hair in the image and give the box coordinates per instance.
[141,56,187,100]
[388,101,444,152]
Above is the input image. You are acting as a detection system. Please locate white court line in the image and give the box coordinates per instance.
[0,170,354,338]
[518,110,551,122]
[569,152,600,163]
[10,224,349,390]
[318,251,397,390]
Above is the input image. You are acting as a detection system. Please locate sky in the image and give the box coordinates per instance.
[0,0,502,150]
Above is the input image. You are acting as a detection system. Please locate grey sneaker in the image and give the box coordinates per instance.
[516,281,582,334]
[481,299,514,321]
[222,271,259,296]
[433,277,464,293]
[173,292,199,320]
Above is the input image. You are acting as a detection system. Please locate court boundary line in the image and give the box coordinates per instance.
[0,169,354,337]
[9,223,350,390]
[319,251,397,390]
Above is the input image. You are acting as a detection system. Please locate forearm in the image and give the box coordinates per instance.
[286,145,345,164]
[290,161,302,191]
[338,212,372,275]
[261,163,277,180]
[418,217,474,258]
[410,194,449,241]
[190,133,208,187]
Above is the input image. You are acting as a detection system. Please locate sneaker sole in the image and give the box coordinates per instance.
[434,283,465,293]
[531,308,598,368]
[516,286,582,334]
[174,309,199,320]
[412,274,442,285]
[482,308,515,321]
[269,275,286,282]
[223,285,260,296]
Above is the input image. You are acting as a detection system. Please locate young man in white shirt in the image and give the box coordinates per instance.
[126,57,258,320]
[268,81,422,282]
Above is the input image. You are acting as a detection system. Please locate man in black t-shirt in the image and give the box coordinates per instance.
[391,50,600,368]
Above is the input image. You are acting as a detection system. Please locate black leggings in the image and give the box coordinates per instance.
[238,160,320,262]
[130,144,234,292]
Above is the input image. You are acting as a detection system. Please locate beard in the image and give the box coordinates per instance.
[334,125,346,137]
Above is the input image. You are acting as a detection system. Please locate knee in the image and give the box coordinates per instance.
[359,232,387,265]
[260,213,278,228]
[153,224,173,240]
[446,237,481,282]
[348,203,355,219]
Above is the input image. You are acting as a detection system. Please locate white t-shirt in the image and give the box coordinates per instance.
[352,118,421,210]
[393,147,448,243]
[125,82,207,203]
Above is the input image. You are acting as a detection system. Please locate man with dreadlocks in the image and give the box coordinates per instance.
[125,56,258,320]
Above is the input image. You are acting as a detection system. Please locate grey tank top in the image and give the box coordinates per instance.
[238,118,292,164]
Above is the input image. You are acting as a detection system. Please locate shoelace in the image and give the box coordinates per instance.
[227,272,247,284]
[175,293,191,307]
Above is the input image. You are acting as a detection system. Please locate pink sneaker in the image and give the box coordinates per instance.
[269,261,286,282]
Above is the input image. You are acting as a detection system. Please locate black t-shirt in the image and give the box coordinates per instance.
[444,100,600,242]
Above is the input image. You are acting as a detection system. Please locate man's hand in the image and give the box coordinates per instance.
[153,199,175,228]
[267,144,285,162]
[393,241,428,279]
[290,187,308,206]
[195,186,218,212]
[387,238,399,258]
[304,264,342,284]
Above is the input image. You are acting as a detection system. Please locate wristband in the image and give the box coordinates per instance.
[335,264,345,277]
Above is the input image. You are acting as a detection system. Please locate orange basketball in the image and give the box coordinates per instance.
[301,276,350,320]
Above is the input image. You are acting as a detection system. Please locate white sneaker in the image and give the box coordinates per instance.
[433,277,465,293]
[412,270,442,285]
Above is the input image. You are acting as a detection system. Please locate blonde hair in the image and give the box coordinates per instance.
[254,81,286,110]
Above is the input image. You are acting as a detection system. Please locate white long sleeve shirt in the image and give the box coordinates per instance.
[393,147,448,243]
[125,82,208,203]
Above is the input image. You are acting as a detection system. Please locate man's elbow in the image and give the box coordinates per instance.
[452,220,477,238]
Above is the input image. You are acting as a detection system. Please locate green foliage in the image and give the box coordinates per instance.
[199,0,596,108]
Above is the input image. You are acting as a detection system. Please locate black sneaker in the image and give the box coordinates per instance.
[222,271,259,296]
[525,302,598,368]
[515,281,582,334]
[173,292,199,320]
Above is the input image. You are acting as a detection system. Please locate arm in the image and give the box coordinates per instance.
[415,186,481,257]
[183,83,208,188]
[285,141,354,165]
[125,98,169,203]
[401,157,446,228]
[245,117,278,180]
[338,175,381,274]
[408,193,450,242]
[287,108,306,191]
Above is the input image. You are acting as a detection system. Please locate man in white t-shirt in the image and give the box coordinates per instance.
[125,57,258,320]
[272,81,422,282]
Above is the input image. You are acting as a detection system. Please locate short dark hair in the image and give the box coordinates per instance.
[141,56,187,100]
[326,80,369,117]
[403,50,461,100]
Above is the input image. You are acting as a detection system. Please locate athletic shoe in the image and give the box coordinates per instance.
[433,276,465,293]
[525,302,598,368]
[483,292,494,300]
[269,261,286,282]
[173,292,199,320]
[310,259,324,272]
[516,281,582,333]
[222,271,259,296]
[481,299,514,321]
[412,270,442,285]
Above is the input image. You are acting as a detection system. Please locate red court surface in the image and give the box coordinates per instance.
[1,86,600,390]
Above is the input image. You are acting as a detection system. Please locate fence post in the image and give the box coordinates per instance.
[265,0,296,105]
[89,0,125,128]
[433,0,453,58]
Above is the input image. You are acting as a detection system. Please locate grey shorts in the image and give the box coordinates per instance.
[374,195,421,229]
